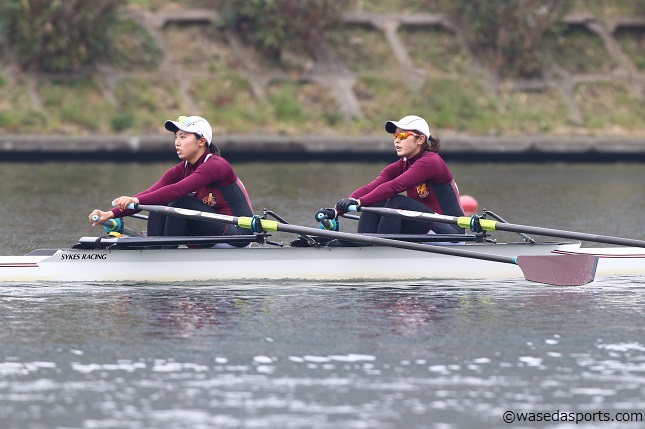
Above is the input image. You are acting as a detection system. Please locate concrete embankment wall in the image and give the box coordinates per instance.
[2,134,645,163]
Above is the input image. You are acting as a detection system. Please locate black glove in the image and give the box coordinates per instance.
[336,198,359,214]
[315,208,337,222]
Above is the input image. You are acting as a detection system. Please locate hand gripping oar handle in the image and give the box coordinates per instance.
[315,208,338,231]
[350,205,645,248]
[129,203,598,286]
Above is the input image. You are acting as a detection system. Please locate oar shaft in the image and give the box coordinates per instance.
[133,204,515,264]
[355,206,645,248]
[486,222,645,248]
[282,223,514,263]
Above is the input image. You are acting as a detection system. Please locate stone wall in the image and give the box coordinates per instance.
[124,10,645,122]
[3,8,645,136]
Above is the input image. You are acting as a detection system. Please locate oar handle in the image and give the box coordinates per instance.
[91,214,121,230]
[315,208,339,230]
[315,208,338,221]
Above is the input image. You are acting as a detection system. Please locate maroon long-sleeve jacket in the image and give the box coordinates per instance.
[111,151,253,219]
[350,151,464,216]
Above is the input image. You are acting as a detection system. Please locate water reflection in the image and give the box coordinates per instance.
[1,281,644,428]
[0,282,602,347]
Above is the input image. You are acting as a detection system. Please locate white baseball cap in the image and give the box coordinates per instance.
[164,115,214,147]
[384,115,431,139]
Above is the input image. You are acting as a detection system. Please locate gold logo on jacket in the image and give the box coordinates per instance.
[416,183,429,198]
[203,193,217,207]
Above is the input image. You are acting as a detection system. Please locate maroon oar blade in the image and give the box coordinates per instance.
[515,254,598,286]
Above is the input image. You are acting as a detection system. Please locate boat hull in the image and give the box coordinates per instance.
[553,247,645,278]
[0,241,601,283]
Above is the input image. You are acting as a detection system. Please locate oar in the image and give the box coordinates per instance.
[129,203,598,286]
[350,205,645,248]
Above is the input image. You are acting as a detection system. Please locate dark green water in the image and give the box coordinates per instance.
[0,162,644,428]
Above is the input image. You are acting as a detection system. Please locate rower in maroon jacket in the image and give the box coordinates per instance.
[89,115,254,246]
[318,115,465,235]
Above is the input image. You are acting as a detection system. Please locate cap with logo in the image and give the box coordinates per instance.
[384,115,431,139]
[164,115,219,153]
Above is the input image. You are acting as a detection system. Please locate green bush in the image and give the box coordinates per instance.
[545,26,617,74]
[107,19,162,70]
[446,0,569,78]
[218,0,346,64]
[111,114,135,132]
[0,0,123,72]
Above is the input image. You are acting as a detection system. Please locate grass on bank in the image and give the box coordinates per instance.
[398,26,471,75]
[545,26,618,74]
[39,78,113,133]
[1,1,645,137]
[0,73,40,131]
[615,28,645,71]
[112,77,186,133]
[574,82,645,132]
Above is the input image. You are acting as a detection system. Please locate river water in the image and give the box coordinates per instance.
[1,161,644,428]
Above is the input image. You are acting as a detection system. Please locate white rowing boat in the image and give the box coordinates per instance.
[1,236,643,284]
[2,204,643,285]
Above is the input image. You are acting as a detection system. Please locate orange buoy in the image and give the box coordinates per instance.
[460,195,479,216]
